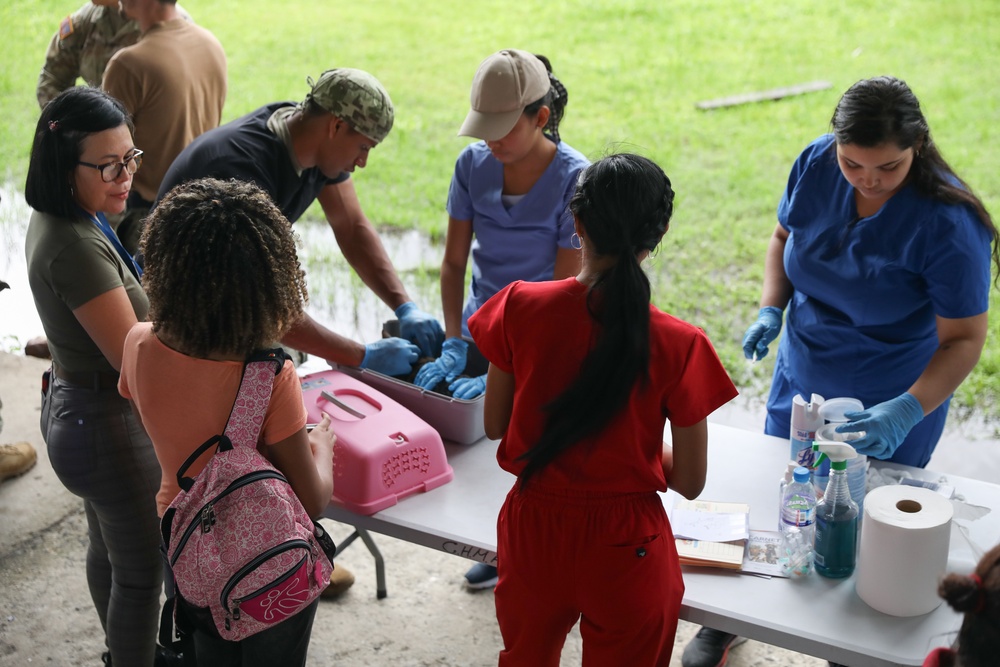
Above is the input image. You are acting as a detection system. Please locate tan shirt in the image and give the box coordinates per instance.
[36,2,192,109]
[103,18,226,202]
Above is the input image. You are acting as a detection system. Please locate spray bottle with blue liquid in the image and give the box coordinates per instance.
[812,441,859,579]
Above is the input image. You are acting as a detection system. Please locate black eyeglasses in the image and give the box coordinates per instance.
[77,150,144,183]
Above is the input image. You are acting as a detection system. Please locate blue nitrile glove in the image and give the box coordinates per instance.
[449,374,486,400]
[395,301,445,358]
[359,337,420,376]
[742,306,784,360]
[414,337,468,390]
[836,392,924,460]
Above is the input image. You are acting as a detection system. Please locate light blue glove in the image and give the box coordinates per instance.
[835,392,924,460]
[449,374,486,400]
[359,337,420,376]
[742,306,784,360]
[413,337,468,390]
[395,301,445,358]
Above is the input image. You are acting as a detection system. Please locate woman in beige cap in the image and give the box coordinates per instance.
[413,48,590,591]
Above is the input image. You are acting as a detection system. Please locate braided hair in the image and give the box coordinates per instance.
[518,153,674,481]
[937,543,1000,667]
[523,54,569,143]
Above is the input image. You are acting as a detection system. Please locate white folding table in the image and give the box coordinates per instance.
[323,422,1000,667]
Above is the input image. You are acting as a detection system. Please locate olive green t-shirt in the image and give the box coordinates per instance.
[24,209,148,374]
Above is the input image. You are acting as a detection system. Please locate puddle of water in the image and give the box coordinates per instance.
[0,180,40,352]
[0,180,444,352]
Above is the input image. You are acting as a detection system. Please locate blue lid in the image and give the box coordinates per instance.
[793,466,811,484]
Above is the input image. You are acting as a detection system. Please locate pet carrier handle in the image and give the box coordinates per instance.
[320,391,368,420]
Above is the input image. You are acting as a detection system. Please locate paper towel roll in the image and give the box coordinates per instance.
[856,485,954,616]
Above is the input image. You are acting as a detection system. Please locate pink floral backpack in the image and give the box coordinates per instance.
[161,350,336,642]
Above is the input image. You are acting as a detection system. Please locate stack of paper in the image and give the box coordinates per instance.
[671,499,750,569]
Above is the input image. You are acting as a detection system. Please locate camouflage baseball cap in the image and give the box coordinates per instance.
[303,68,394,143]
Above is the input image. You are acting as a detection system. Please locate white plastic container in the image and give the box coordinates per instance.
[813,397,865,499]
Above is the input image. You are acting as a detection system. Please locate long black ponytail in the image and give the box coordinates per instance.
[518,153,674,481]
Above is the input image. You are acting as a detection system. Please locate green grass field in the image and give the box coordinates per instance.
[2,0,998,417]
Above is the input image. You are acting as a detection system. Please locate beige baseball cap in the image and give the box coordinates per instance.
[458,49,550,141]
[303,68,394,144]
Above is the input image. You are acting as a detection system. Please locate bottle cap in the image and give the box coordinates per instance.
[793,467,811,484]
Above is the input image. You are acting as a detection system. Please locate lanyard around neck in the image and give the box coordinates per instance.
[83,209,143,282]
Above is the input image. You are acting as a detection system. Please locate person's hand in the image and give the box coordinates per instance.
[414,337,468,390]
[742,306,784,360]
[449,374,486,400]
[359,337,420,376]
[395,301,445,357]
[308,413,335,456]
[835,392,924,460]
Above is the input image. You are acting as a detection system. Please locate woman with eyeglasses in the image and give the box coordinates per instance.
[24,86,162,666]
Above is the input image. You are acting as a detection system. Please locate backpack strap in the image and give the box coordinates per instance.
[224,348,289,450]
[174,348,289,491]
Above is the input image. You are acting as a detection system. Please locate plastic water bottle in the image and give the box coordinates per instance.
[814,459,859,578]
[779,466,816,577]
[778,461,798,531]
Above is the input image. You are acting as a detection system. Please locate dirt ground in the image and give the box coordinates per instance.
[0,350,840,666]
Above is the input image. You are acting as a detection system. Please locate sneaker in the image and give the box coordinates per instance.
[319,564,356,599]
[681,627,747,667]
[463,562,498,590]
[0,442,37,482]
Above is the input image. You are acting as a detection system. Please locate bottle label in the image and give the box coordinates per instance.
[790,429,816,467]
[792,428,815,441]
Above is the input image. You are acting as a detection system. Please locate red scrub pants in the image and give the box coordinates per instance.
[495,483,683,667]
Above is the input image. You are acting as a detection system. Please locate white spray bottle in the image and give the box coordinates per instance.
[790,393,824,468]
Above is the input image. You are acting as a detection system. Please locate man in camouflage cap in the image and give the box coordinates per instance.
[157,67,443,602]
[157,67,443,375]
[305,68,394,144]
[35,0,191,109]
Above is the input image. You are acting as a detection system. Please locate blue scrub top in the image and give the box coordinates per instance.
[447,140,590,336]
[766,134,992,466]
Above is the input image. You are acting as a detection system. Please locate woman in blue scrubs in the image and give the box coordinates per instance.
[413,48,589,402]
[743,75,997,469]
[414,48,589,590]
[683,75,999,667]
